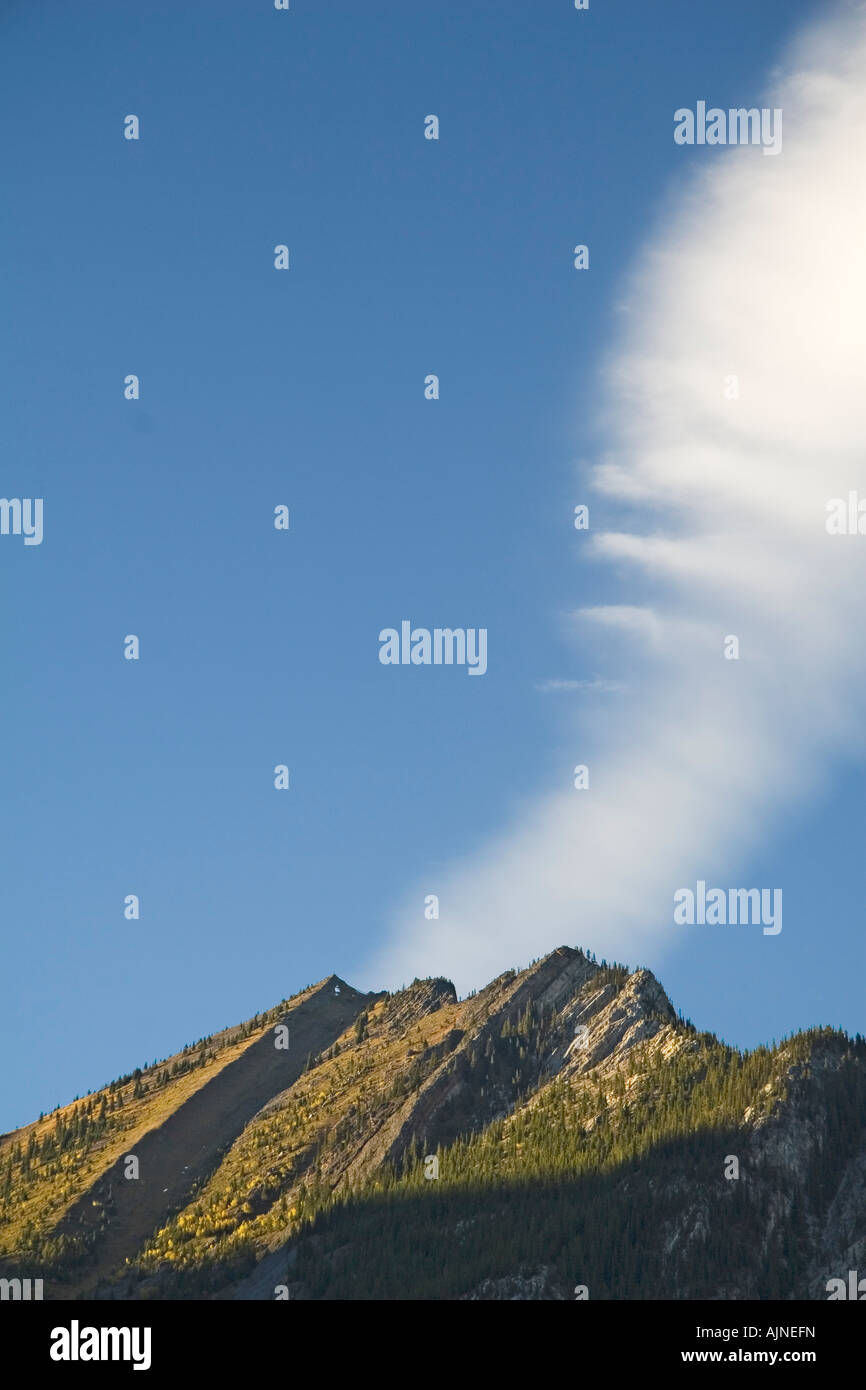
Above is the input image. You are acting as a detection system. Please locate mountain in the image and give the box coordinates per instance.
[2,946,864,1301]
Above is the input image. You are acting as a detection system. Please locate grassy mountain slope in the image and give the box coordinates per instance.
[2,946,864,1300]
[0,975,374,1294]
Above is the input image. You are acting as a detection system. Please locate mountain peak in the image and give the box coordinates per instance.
[1,948,863,1303]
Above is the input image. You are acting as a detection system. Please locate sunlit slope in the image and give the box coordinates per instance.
[0,975,373,1294]
[4,947,864,1301]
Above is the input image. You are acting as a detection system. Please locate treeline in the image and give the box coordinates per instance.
[288,1028,866,1300]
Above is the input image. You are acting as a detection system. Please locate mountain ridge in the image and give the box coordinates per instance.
[2,946,863,1301]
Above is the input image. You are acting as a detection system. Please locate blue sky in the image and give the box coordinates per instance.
[3,0,863,1134]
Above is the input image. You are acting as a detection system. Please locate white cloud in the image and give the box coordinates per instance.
[535,678,627,695]
[364,2,866,994]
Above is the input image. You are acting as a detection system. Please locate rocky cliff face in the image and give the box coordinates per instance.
[2,946,864,1301]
